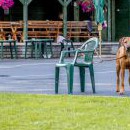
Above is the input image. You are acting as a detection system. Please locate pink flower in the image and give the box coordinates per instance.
[77,0,94,13]
[0,0,14,9]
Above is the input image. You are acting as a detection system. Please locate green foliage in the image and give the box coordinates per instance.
[0,93,130,130]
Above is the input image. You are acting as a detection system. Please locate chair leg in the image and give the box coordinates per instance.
[79,67,85,92]
[68,47,70,57]
[60,43,64,55]
[66,65,74,94]
[55,66,60,94]
[89,65,95,93]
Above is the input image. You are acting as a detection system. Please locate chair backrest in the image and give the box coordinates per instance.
[79,37,99,51]
[85,37,99,63]
[76,37,99,64]
[62,39,73,47]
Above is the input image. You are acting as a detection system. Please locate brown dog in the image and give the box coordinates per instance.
[116,37,130,94]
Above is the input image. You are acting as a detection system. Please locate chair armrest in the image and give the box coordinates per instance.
[73,50,94,64]
[59,50,77,63]
[76,49,94,53]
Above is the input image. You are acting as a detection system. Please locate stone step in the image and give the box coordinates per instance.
[0,42,119,58]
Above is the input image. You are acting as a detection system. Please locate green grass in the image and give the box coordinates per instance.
[0,93,130,130]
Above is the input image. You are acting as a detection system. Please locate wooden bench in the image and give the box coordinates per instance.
[27,21,63,39]
[0,21,98,42]
[67,21,98,39]
[27,20,98,41]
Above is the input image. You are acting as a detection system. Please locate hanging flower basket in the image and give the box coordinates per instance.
[0,0,14,10]
[77,0,95,13]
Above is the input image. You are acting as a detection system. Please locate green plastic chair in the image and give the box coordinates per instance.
[55,37,99,94]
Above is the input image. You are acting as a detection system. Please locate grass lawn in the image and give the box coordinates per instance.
[0,93,130,130]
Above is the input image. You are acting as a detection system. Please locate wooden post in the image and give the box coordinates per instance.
[19,0,32,40]
[98,23,102,56]
[58,0,72,37]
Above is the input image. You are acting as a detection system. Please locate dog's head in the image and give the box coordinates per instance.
[119,37,130,48]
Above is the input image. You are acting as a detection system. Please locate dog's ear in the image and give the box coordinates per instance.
[119,37,124,44]
[119,37,128,46]
[119,37,124,45]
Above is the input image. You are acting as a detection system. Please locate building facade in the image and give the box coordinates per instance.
[0,0,130,42]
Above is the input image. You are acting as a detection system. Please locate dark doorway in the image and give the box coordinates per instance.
[29,0,62,20]
[115,0,130,40]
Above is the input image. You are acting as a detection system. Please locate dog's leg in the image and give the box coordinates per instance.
[120,65,125,94]
[116,49,121,92]
[116,61,120,92]
[129,69,130,87]
[116,45,126,94]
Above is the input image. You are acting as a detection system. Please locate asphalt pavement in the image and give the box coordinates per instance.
[0,57,130,97]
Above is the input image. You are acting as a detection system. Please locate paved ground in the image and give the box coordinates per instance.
[0,57,130,97]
